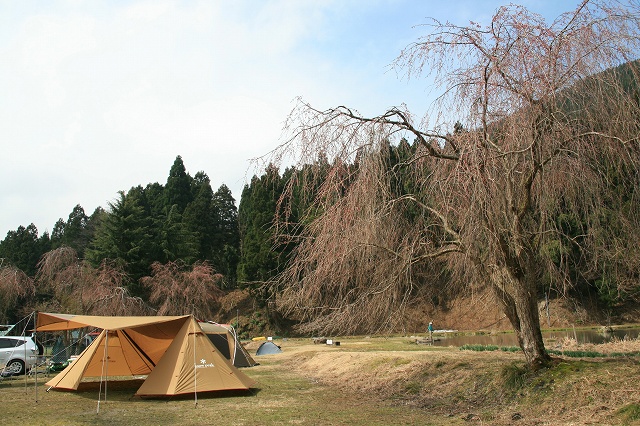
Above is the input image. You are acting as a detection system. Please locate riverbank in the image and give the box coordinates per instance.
[217,288,640,340]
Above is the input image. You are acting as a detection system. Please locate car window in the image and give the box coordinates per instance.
[0,338,25,348]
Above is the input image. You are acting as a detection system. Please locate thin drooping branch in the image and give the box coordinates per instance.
[265,1,640,366]
[36,247,151,315]
[0,262,35,323]
[142,261,224,320]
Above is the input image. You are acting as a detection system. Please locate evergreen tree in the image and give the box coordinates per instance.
[144,182,167,218]
[63,205,89,250]
[58,205,92,255]
[50,205,103,258]
[183,172,217,262]
[237,166,283,286]
[152,203,198,265]
[85,191,152,295]
[0,224,49,276]
[211,184,240,288]
[50,219,65,248]
[164,156,194,213]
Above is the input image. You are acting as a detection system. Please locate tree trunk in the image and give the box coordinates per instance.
[492,265,551,368]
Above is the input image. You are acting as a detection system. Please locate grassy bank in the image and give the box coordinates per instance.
[2,336,639,425]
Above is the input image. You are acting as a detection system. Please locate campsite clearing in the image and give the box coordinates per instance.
[2,335,640,425]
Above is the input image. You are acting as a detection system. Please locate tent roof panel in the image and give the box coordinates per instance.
[37,312,190,331]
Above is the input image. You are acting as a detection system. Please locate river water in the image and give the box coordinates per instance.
[431,327,640,347]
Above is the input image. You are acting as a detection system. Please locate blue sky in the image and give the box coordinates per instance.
[0,0,571,235]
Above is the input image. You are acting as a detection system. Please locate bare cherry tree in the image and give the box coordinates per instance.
[0,260,35,323]
[36,247,150,315]
[141,261,224,320]
[267,1,640,367]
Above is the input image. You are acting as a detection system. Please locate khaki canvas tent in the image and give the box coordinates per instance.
[36,313,255,396]
[199,322,258,368]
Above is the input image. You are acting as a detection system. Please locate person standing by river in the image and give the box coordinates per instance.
[428,321,434,343]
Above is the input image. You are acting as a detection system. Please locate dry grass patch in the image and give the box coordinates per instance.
[2,335,639,425]
[279,336,640,425]
[554,335,640,354]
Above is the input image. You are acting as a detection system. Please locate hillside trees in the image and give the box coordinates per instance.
[211,184,240,287]
[0,224,50,277]
[0,155,251,317]
[0,207,101,281]
[86,157,240,296]
[541,61,640,310]
[237,166,288,301]
[50,205,103,257]
[267,0,640,368]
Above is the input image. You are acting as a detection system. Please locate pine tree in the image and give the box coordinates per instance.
[85,190,152,295]
[211,184,240,288]
[164,156,194,213]
[0,224,48,277]
[237,167,283,286]
[183,172,217,262]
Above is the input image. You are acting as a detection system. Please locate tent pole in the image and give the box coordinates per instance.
[105,332,108,405]
[193,319,198,408]
[97,331,109,414]
[14,312,33,393]
[34,311,38,403]
[24,314,29,393]
[231,324,238,365]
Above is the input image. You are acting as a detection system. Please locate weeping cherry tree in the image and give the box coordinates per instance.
[266,1,640,368]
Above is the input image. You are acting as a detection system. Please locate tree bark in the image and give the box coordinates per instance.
[492,265,551,368]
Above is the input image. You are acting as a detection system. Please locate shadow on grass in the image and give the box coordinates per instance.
[138,387,262,401]
[46,379,261,402]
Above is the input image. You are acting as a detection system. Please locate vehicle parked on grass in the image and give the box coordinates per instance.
[0,335,40,376]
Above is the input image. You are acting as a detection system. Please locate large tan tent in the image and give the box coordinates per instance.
[36,313,255,396]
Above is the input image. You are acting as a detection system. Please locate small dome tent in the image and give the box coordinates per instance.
[255,341,282,356]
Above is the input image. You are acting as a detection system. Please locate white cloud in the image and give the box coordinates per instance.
[0,0,571,234]
[122,0,173,23]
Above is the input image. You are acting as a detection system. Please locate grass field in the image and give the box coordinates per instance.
[2,335,640,425]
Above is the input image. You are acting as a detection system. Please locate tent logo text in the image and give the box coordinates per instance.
[196,358,214,368]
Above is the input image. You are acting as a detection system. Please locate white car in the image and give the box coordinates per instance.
[0,335,40,376]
